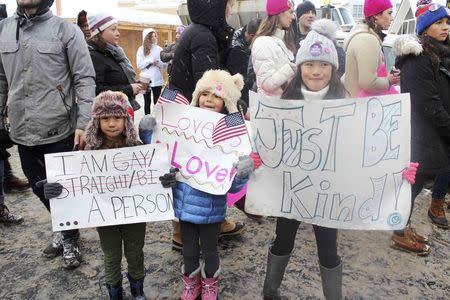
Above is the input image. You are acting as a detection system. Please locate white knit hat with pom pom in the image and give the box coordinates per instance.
[296,19,339,68]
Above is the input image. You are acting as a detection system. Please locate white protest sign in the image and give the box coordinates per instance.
[152,103,252,195]
[246,92,411,230]
[45,144,174,231]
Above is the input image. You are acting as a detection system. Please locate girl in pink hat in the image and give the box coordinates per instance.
[344,0,400,97]
[252,0,297,97]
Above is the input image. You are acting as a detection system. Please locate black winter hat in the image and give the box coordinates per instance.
[296,1,316,19]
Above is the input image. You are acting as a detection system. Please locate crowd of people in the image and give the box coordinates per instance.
[0,0,449,299]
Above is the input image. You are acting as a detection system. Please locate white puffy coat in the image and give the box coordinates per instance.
[252,29,296,96]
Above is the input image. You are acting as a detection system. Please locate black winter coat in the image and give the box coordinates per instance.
[169,0,234,102]
[395,37,450,176]
[88,43,134,100]
[227,26,252,104]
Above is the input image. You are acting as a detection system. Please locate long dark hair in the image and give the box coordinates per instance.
[252,15,296,53]
[281,65,347,100]
[419,34,450,69]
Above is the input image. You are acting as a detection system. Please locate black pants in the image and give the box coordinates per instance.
[17,135,79,241]
[271,217,340,269]
[143,86,162,115]
[180,220,220,278]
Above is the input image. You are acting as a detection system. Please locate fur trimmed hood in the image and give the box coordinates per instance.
[392,34,423,57]
[191,70,244,114]
[84,91,140,150]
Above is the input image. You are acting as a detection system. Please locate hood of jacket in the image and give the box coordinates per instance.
[392,34,423,69]
[16,0,54,19]
[343,23,382,52]
[187,0,234,47]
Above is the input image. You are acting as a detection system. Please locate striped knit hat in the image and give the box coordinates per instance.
[87,12,118,38]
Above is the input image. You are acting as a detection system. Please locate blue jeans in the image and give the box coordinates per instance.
[432,172,450,199]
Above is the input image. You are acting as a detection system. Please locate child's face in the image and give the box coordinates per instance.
[198,91,225,113]
[99,116,126,141]
[300,61,332,92]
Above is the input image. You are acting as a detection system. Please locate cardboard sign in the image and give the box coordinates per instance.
[45,144,173,231]
[245,92,412,230]
[152,103,252,195]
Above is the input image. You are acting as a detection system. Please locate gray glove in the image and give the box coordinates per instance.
[234,155,254,179]
[139,115,157,131]
[159,167,179,188]
[36,180,63,199]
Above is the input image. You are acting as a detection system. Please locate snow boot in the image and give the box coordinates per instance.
[0,204,24,224]
[201,265,220,300]
[127,273,146,300]
[62,237,82,268]
[219,217,244,237]
[106,280,123,300]
[428,198,449,229]
[180,264,202,300]
[262,248,291,300]
[42,231,63,258]
[391,227,431,256]
[320,260,342,300]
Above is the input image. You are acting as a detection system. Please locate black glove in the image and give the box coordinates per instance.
[159,167,179,188]
[36,180,63,199]
[0,129,13,148]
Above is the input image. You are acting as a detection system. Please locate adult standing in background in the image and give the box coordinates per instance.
[393,2,450,254]
[169,0,236,102]
[344,0,400,97]
[77,10,91,39]
[137,28,166,115]
[227,18,262,105]
[295,0,316,44]
[252,0,297,97]
[167,0,245,251]
[87,12,144,111]
[160,25,185,80]
[0,2,30,195]
[0,0,95,268]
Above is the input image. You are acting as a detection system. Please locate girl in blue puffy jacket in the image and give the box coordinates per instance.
[139,69,256,300]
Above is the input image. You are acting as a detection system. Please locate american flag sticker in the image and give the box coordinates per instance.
[212,112,247,144]
[157,88,189,105]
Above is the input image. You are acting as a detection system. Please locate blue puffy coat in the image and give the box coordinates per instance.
[174,177,247,224]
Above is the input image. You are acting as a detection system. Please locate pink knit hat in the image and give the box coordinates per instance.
[363,0,393,18]
[266,0,293,16]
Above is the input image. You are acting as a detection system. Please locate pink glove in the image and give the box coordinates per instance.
[402,162,419,184]
[249,152,262,170]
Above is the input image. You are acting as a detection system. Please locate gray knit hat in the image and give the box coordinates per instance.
[296,19,339,68]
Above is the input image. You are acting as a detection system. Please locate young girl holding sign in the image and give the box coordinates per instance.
[261,20,417,300]
[140,70,256,300]
[43,91,155,300]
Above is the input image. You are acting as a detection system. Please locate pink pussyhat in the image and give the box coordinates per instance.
[266,0,293,16]
[363,0,393,18]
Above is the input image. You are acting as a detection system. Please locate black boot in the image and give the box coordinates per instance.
[106,280,123,300]
[4,158,29,193]
[127,273,146,300]
[0,203,24,224]
[262,248,291,300]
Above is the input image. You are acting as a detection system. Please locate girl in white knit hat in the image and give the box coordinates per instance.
[261,19,417,300]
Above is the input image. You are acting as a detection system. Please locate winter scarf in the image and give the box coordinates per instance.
[105,43,137,85]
